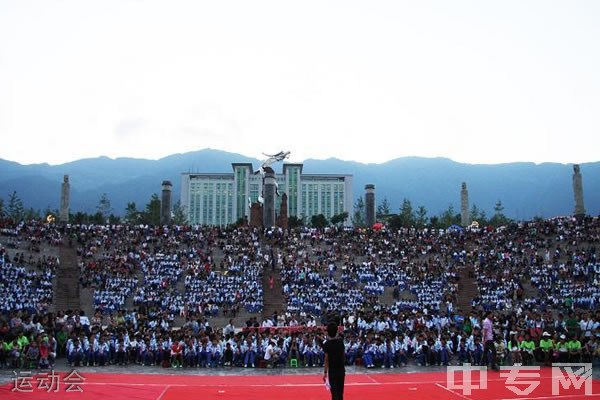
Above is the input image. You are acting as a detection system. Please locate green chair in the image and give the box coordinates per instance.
[290,358,298,368]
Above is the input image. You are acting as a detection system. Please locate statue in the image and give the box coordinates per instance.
[256,151,290,176]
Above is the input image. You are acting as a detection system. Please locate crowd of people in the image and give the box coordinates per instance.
[0,216,600,371]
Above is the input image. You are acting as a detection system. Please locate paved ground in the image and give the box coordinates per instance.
[3,359,600,386]
[0,361,444,385]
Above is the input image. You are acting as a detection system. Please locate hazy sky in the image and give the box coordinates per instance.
[1,1,598,166]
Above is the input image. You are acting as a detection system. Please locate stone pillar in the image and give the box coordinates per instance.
[161,180,173,225]
[250,203,263,227]
[365,184,375,227]
[263,168,277,228]
[573,164,586,217]
[59,175,70,223]
[277,193,289,230]
[461,182,470,226]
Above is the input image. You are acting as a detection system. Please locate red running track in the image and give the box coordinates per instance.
[2,369,600,400]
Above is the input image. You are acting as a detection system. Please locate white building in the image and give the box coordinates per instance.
[181,163,353,226]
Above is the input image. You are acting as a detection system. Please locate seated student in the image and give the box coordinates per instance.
[457,340,470,365]
[373,338,385,367]
[582,336,597,363]
[196,339,208,368]
[223,342,234,367]
[128,335,139,365]
[243,338,256,368]
[288,339,300,365]
[25,340,40,368]
[519,334,536,366]
[537,332,555,366]
[68,338,84,367]
[494,336,506,366]
[395,335,408,366]
[136,339,148,366]
[96,336,110,366]
[507,332,522,365]
[567,335,582,362]
[362,339,377,368]
[382,338,396,368]
[440,337,454,367]
[274,339,288,367]
[556,334,570,363]
[184,338,197,367]
[263,340,277,368]
[302,338,318,367]
[38,339,51,369]
[115,338,128,365]
[170,339,184,368]
[470,337,484,366]
[209,339,222,368]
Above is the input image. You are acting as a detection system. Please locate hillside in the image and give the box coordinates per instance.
[1,149,598,219]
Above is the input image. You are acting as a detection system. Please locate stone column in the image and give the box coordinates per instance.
[277,193,289,229]
[461,182,470,226]
[59,175,70,223]
[573,164,586,217]
[263,168,277,228]
[365,184,375,227]
[161,180,173,225]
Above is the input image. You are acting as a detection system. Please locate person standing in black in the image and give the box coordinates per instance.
[322,322,345,400]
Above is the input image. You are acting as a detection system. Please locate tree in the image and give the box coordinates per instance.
[0,198,5,218]
[490,199,510,227]
[143,193,161,225]
[310,214,328,228]
[376,198,391,218]
[352,197,365,227]
[24,207,41,221]
[288,216,304,229]
[72,212,88,224]
[7,191,25,222]
[124,202,141,224]
[469,204,488,226]
[386,214,402,231]
[43,207,59,221]
[330,211,349,226]
[415,205,428,228]
[172,200,188,225]
[399,198,415,227]
[90,211,105,224]
[440,204,461,227]
[96,193,113,222]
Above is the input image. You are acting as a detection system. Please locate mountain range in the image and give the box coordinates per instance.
[1,149,598,220]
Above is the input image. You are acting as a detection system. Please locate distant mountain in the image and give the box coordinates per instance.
[1,149,598,220]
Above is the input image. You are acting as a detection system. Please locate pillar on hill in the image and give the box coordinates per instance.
[365,184,375,227]
[161,180,173,225]
[263,168,277,228]
[572,164,586,218]
[461,182,470,226]
[59,175,70,223]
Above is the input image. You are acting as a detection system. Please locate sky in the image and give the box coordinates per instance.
[1,0,599,166]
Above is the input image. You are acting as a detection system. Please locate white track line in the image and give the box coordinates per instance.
[500,395,600,400]
[435,383,472,400]
[81,375,560,388]
[155,385,170,400]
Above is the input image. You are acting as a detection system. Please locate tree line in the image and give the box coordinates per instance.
[0,191,187,226]
[1,190,513,229]
[352,196,512,229]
